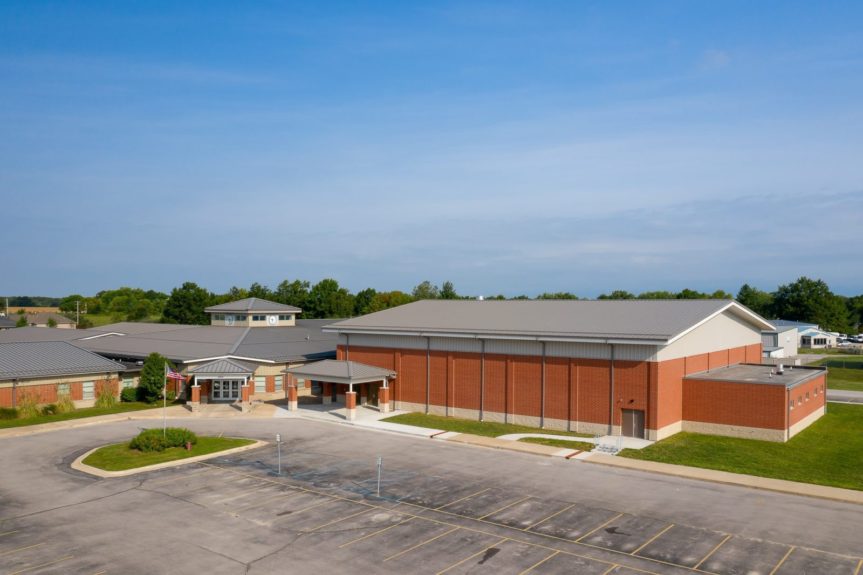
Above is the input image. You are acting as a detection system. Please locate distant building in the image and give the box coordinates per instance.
[770,319,838,349]
[761,325,798,358]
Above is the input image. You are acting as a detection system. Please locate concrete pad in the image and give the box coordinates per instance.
[774,547,861,575]
[482,497,574,530]
[578,513,672,553]
[525,550,616,575]
[440,488,528,519]
[634,524,729,567]
[699,536,792,575]
[528,504,621,541]
[271,499,365,533]
[442,539,556,575]
[383,527,500,573]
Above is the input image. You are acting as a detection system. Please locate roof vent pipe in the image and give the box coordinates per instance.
[777,363,784,375]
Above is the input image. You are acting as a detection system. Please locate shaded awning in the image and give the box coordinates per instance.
[187,358,257,376]
[285,360,395,385]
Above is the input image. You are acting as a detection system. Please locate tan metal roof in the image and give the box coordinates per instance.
[0,341,125,380]
[285,360,395,384]
[327,299,773,343]
[204,298,301,314]
[187,358,257,375]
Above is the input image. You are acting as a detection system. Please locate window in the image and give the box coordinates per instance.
[122,377,134,389]
[214,314,224,320]
[254,376,266,392]
[279,314,292,321]
[252,315,265,321]
[82,381,95,400]
[274,375,283,392]
[233,315,245,321]
[58,382,70,396]
[814,338,827,346]
[798,397,802,406]
[805,392,810,401]
[789,400,794,410]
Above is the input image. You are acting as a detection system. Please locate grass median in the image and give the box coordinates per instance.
[382,412,593,439]
[83,436,256,471]
[813,356,863,392]
[0,402,162,429]
[619,403,863,491]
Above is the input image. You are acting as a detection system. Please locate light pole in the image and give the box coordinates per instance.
[276,433,282,476]
[376,456,382,497]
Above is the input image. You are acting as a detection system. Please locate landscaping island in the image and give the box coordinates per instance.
[82,427,256,472]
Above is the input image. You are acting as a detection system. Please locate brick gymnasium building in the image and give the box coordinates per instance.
[326,300,827,442]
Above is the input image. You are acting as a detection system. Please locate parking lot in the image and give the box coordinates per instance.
[1,418,862,574]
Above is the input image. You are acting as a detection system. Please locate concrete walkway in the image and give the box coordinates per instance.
[496,432,653,450]
[827,389,863,404]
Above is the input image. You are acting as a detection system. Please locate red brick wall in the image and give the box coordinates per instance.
[654,358,685,429]
[683,379,786,429]
[684,354,709,375]
[544,357,570,421]
[575,359,611,425]
[788,374,826,426]
[453,352,481,411]
[511,356,541,417]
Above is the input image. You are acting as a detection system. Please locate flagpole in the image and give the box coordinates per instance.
[163,363,168,438]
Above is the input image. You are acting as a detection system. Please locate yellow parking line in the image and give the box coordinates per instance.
[600,565,618,575]
[518,550,559,574]
[768,546,795,575]
[305,508,372,532]
[575,513,623,543]
[8,555,74,574]
[234,489,303,512]
[212,483,274,505]
[338,517,413,548]
[0,530,19,537]
[631,523,675,556]
[383,526,459,562]
[275,498,336,518]
[855,558,863,575]
[479,496,532,520]
[693,533,732,570]
[435,537,508,574]
[527,503,576,531]
[435,488,490,510]
[0,542,45,556]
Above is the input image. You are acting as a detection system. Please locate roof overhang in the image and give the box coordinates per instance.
[664,302,775,345]
[184,354,273,365]
[325,327,667,346]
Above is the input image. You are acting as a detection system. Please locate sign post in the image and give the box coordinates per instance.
[376,456,382,497]
[276,433,282,476]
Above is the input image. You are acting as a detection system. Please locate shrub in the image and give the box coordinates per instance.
[55,393,75,414]
[120,387,139,403]
[17,392,41,419]
[0,407,18,420]
[95,386,117,408]
[41,404,59,416]
[129,427,197,452]
[166,390,177,402]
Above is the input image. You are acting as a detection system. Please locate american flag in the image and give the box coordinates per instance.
[165,365,186,381]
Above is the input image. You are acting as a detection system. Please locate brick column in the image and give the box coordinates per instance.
[322,382,332,405]
[288,384,298,411]
[345,391,357,421]
[241,382,251,412]
[189,384,201,412]
[379,385,390,413]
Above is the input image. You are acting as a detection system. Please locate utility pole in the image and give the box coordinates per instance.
[76,300,80,328]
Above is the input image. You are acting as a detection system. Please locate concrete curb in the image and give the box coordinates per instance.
[585,453,863,506]
[71,439,268,478]
[0,406,190,439]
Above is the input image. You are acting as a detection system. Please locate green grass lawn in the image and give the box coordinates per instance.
[620,403,863,491]
[797,348,863,355]
[518,437,595,451]
[83,436,255,471]
[811,356,863,392]
[0,402,162,429]
[79,314,162,327]
[382,412,593,439]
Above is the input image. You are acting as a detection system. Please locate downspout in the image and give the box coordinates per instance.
[540,341,546,429]
[479,339,485,421]
[425,336,431,414]
[12,378,18,409]
[609,343,616,435]
[345,334,350,361]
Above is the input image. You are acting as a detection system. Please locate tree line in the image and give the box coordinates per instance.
[11,276,862,332]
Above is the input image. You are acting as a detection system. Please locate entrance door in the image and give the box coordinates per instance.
[622,409,645,438]
[213,380,242,401]
[368,384,379,407]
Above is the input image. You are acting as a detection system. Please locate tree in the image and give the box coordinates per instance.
[306,279,355,318]
[162,282,212,325]
[676,288,709,299]
[47,317,57,328]
[412,281,439,300]
[58,294,84,313]
[637,291,676,299]
[736,284,774,317]
[772,277,850,332]
[536,292,579,300]
[709,290,734,299]
[367,291,414,313]
[274,279,310,309]
[598,290,636,300]
[15,315,27,327]
[354,288,378,315]
[248,282,273,300]
[139,352,173,403]
[440,281,458,300]
[847,295,863,332]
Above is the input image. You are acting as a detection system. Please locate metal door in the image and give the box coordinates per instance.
[622,409,645,438]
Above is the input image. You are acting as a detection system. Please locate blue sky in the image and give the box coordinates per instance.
[2,1,862,297]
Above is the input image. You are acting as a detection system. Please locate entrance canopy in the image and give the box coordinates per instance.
[187,357,256,377]
[284,360,395,387]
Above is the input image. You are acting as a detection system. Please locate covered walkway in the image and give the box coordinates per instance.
[285,360,396,420]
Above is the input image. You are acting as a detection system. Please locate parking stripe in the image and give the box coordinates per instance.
[338,517,414,548]
[8,555,74,574]
[855,558,863,575]
[435,537,509,575]
[526,503,576,531]
[0,530,18,537]
[234,489,303,512]
[305,508,374,532]
[631,523,675,556]
[600,565,618,575]
[768,546,795,575]
[575,513,624,543]
[479,496,533,520]
[435,488,490,510]
[0,542,45,556]
[518,550,559,574]
[145,466,214,486]
[692,533,732,570]
[383,526,460,562]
